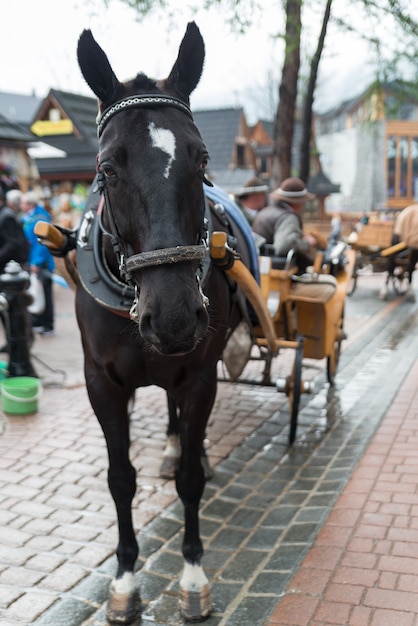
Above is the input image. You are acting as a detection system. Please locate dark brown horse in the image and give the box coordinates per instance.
[76,22,251,623]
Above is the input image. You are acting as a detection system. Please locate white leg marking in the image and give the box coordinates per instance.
[149,122,176,178]
[163,433,182,458]
[111,572,137,594]
[180,562,209,592]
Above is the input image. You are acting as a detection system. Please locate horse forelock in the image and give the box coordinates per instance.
[129,73,158,93]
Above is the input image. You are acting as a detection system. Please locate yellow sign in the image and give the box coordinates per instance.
[31,119,74,137]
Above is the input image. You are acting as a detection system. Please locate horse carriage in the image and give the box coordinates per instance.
[208,226,355,446]
[34,22,354,624]
[347,220,412,296]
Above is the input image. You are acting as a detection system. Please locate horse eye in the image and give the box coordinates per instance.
[200,158,208,170]
[100,164,115,179]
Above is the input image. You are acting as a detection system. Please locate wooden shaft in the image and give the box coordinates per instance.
[34,221,66,250]
[380,241,407,257]
[210,231,229,259]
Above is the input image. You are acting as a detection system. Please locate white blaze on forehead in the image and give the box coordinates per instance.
[148,121,176,178]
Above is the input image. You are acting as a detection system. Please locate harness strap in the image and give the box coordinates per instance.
[126,245,206,272]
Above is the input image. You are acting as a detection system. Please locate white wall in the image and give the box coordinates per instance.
[317,127,358,213]
[316,121,386,214]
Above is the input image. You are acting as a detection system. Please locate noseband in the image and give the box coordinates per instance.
[96,94,208,286]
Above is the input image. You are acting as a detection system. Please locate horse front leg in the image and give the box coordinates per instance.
[161,393,213,481]
[90,388,140,624]
[175,389,215,621]
[160,393,182,479]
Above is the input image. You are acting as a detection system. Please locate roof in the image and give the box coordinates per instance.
[30,89,99,179]
[193,108,245,172]
[0,112,37,143]
[40,89,99,142]
[208,168,257,195]
[0,91,42,126]
[257,119,274,140]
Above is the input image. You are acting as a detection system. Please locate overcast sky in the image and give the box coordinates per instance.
[3,0,375,121]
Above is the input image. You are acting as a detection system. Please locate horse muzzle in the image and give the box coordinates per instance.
[130,277,209,355]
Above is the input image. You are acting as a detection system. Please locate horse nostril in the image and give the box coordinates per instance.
[139,313,159,345]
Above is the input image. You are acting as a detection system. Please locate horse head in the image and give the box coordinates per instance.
[77,22,210,355]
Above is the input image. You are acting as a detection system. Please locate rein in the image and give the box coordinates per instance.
[96,93,208,286]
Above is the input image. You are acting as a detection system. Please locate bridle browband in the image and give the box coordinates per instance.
[96,93,208,300]
[97,94,194,138]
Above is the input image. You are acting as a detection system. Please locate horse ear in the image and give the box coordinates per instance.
[77,29,121,107]
[166,22,205,101]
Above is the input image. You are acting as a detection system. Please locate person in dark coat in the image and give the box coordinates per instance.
[0,189,28,273]
[252,177,317,271]
[0,188,30,353]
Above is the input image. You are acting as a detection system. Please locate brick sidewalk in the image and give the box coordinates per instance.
[267,345,418,625]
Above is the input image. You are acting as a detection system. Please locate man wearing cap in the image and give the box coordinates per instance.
[235,177,269,224]
[252,177,317,271]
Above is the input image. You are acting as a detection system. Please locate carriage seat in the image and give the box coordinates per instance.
[289,272,337,303]
[259,243,289,269]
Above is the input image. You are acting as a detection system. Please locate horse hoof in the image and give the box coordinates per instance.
[160,456,178,479]
[106,588,141,624]
[179,585,212,622]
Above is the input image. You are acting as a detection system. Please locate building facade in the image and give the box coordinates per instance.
[315,83,418,214]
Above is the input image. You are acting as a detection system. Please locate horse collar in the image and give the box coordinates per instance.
[97,94,193,138]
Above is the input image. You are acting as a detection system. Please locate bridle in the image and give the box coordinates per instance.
[96,94,209,291]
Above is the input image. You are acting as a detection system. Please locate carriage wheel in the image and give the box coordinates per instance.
[289,335,303,446]
[391,266,409,295]
[327,309,344,385]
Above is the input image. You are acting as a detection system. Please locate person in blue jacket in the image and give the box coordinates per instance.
[21,191,55,335]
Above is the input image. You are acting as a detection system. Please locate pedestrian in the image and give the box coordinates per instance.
[56,193,78,229]
[21,191,56,335]
[235,177,269,225]
[252,176,317,272]
[5,188,23,218]
[0,188,30,352]
[0,189,29,273]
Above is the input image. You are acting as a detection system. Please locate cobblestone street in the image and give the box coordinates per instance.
[0,272,418,625]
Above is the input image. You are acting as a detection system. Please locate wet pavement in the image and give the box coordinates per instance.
[0,271,417,625]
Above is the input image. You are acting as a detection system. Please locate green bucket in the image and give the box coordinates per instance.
[1,377,41,415]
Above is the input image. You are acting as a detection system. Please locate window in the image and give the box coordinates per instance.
[236,144,245,167]
[386,124,418,207]
[399,137,408,197]
[387,136,396,197]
